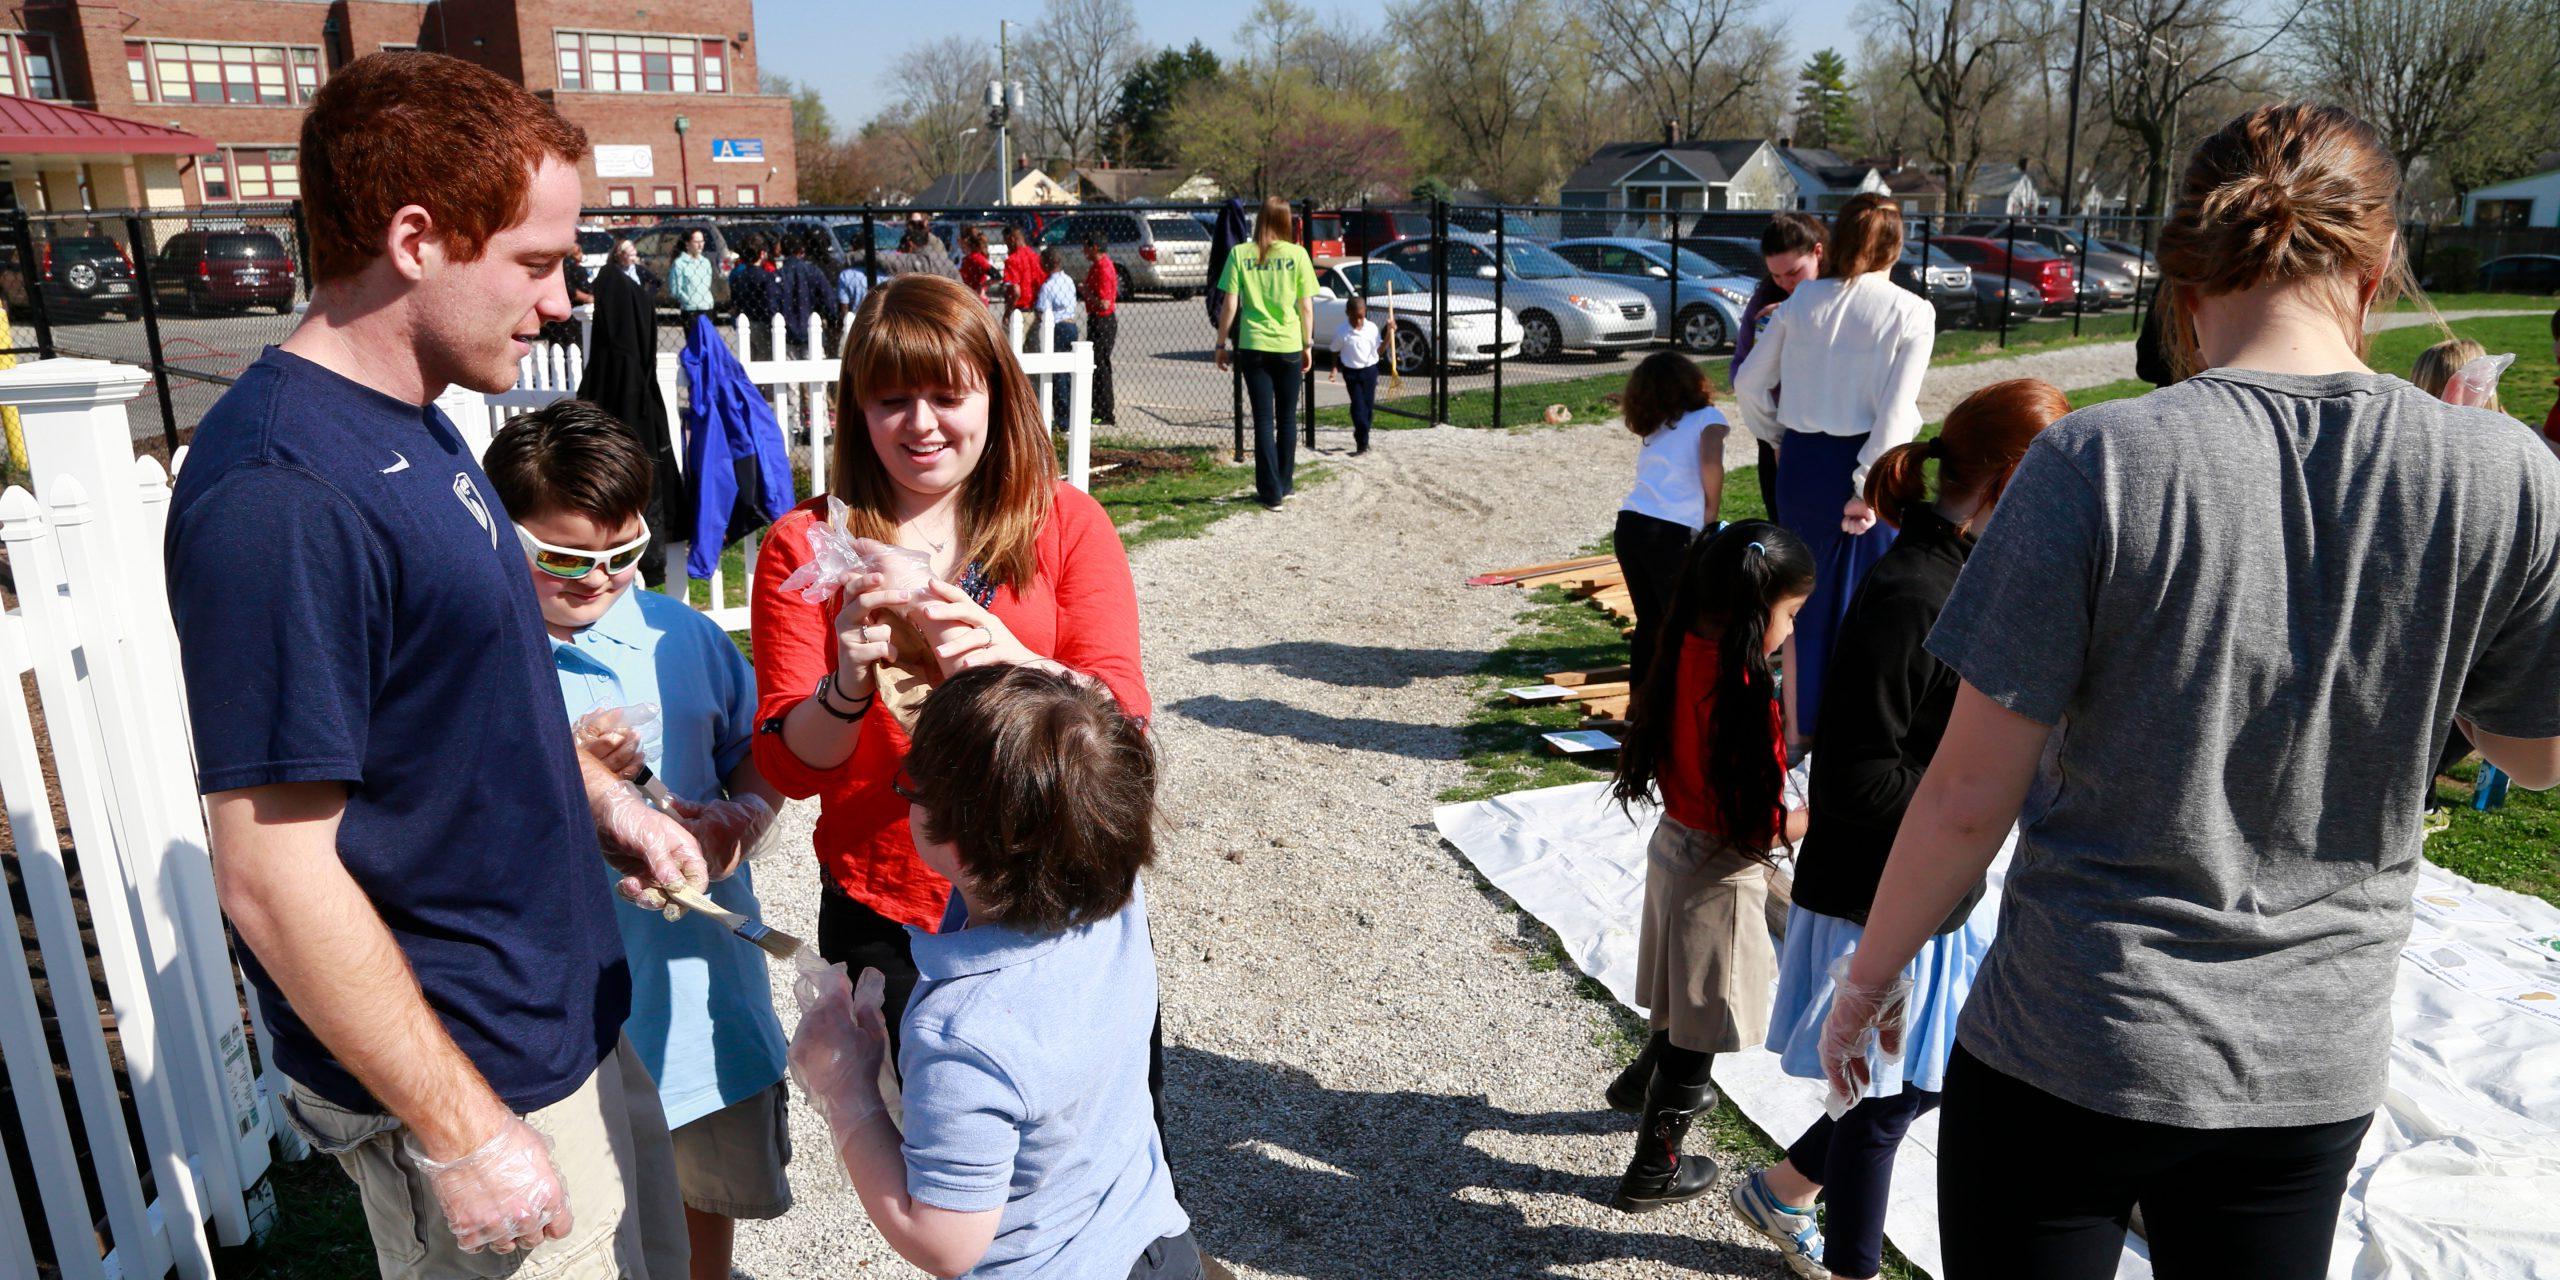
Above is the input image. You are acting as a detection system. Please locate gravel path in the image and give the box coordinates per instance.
[727,314,2540,1277]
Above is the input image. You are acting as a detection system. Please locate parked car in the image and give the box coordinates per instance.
[1683,236,1772,280]
[1972,272,2046,327]
[1376,231,1653,359]
[1931,235,2077,307]
[576,226,615,275]
[1958,221,2157,298]
[1334,207,1439,257]
[2477,253,2560,295]
[2077,261,2139,310]
[628,219,746,311]
[153,228,297,314]
[1303,210,1345,259]
[1039,209,1213,297]
[1311,257,1521,375]
[34,235,139,320]
[1893,244,1975,328]
[1446,207,1550,243]
[1549,237,1753,351]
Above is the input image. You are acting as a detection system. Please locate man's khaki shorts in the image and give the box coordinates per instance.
[670,1081,793,1219]
[281,1038,688,1280]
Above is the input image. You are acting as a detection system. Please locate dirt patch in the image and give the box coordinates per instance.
[1088,447,1206,487]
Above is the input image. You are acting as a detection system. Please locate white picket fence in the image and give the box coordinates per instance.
[0,360,273,1280]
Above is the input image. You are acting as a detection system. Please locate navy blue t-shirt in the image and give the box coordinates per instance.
[166,347,629,1115]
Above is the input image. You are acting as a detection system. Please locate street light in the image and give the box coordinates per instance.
[675,114,692,207]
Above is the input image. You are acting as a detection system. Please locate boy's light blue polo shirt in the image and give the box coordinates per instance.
[902,881,1186,1278]
[550,586,788,1128]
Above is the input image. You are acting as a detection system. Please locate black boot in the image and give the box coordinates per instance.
[1605,1031,1664,1112]
[1610,1072,1721,1213]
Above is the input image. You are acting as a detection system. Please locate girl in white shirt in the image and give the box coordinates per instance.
[1615,351,1730,686]
[1328,296,1394,455]
[1733,194,1935,741]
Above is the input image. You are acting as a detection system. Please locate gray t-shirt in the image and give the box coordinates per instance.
[1930,368,2560,1128]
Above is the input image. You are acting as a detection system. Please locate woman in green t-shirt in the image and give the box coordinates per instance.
[1214,195,1320,509]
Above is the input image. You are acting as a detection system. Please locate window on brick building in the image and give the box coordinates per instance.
[133,41,322,106]
[693,185,717,207]
[608,187,635,207]
[199,156,230,201]
[652,186,676,207]
[228,147,300,201]
[735,185,758,206]
[0,32,62,98]
[554,30,727,94]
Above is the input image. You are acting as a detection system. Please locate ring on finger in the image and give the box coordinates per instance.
[977,623,994,647]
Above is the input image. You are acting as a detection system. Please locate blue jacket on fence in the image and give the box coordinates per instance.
[680,313,795,579]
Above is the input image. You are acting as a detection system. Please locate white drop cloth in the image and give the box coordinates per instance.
[1433,780,2560,1279]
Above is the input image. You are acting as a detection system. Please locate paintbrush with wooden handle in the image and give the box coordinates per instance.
[661,883,804,961]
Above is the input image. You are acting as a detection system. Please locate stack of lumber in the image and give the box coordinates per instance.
[1469,553,1636,631]
[1551,665,1631,723]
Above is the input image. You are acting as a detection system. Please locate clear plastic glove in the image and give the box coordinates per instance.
[851,538,935,594]
[1817,951,1914,1120]
[778,497,868,604]
[572,704,660,780]
[2449,352,2516,408]
[406,1116,571,1255]
[594,783,708,918]
[789,956,890,1136]
[669,793,776,881]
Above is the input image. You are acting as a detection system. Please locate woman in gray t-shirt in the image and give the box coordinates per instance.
[1816,104,2560,1278]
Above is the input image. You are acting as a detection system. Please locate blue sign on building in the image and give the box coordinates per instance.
[710,138,766,164]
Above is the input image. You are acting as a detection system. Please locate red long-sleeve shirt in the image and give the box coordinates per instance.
[1003,248,1049,312]
[749,484,1150,928]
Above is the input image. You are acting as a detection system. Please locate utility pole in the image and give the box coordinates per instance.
[989,20,1023,207]
[2061,0,2089,217]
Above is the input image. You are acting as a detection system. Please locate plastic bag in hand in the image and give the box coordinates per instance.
[595,783,707,918]
[851,537,934,593]
[406,1116,569,1255]
[1817,951,1914,1120]
[677,793,777,880]
[777,497,866,604]
[788,955,890,1135]
[2449,352,2516,408]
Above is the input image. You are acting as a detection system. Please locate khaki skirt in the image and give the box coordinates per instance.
[1634,814,1778,1054]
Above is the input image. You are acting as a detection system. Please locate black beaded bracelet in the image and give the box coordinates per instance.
[814,672,874,722]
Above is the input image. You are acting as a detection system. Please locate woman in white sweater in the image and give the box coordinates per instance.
[1734,195,1935,740]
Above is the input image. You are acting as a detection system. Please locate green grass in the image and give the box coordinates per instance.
[1316,355,1737,433]
[1085,445,1335,549]
[2396,292,2559,314]
[2367,313,2559,430]
[216,1156,374,1279]
[2432,761,2560,906]
[1930,311,2143,366]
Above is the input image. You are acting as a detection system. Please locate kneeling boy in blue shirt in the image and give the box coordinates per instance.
[791,664,1195,1279]
[484,402,793,1280]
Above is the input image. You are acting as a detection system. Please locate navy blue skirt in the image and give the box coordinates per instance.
[1773,429,1895,732]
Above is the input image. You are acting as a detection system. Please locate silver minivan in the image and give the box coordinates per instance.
[1040,210,1212,298]
[1377,231,1654,359]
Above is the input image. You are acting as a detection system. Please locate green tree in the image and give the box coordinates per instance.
[762,72,837,156]
[1110,42,1223,166]
[1794,49,1858,149]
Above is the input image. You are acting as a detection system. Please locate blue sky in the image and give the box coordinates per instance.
[754,0,1868,136]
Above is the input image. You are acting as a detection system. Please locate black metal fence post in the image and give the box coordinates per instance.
[1299,199,1315,451]
[1432,198,1449,425]
[9,209,54,358]
[862,206,878,291]
[1491,210,1504,429]
[2000,221,2018,348]
[289,199,313,285]
[2072,215,2088,338]
[1667,208,1683,354]
[124,214,180,452]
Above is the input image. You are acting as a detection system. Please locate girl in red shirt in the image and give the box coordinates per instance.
[1603,520,1814,1214]
[958,226,995,302]
[749,273,1149,1043]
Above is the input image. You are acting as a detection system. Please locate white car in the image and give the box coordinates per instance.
[1311,257,1522,375]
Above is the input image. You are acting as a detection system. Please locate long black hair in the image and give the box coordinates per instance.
[1610,520,1816,861]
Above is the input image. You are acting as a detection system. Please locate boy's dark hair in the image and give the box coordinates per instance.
[904,665,1156,931]
[1610,520,1816,862]
[1620,349,1714,438]
[1041,246,1063,272]
[1760,211,1826,260]
[482,400,653,525]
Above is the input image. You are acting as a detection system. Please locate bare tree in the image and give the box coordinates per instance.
[1388,0,1569,198]
[888,34,996,187]
[1583,0,1785,141]
[2087,0,2299,215]
[2288,0,2556,201]
[1866,0,2043,205]
[1021,0,1141,167]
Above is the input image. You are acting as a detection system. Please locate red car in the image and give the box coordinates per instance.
[153,228,298,314]
[1930,235,2076,307]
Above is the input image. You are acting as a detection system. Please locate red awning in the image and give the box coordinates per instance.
[0,93,215,157]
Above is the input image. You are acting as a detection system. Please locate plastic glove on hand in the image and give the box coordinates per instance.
[595,783,708,917]
[777,497,866,604]
[1816,952,1913,1120]
[406,1117,570,1255]
[2448,352,2516,408]
[850,538,936,594]
[788,956,890,1135]
[571,704,660,779]
[674,794,777,881]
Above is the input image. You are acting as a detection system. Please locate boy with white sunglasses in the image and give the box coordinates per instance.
[484,400,795,1280]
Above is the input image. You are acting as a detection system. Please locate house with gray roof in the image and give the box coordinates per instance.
[1558,136,1890,235]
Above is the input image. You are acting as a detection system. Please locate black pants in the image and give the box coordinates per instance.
[1614,509,1697,691]
[1239,348,1302,506]
[1939,1043,2370,1280]
[1088,312,1119,424]
[1126,1229,1202,1279]
[1757,439,1780,519]
[1342,362,1380,450]
[1784,1085,1941,1278]
[818,885,1169,1132]
[1050,321,1080,427]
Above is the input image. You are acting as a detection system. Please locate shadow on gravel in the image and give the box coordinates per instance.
[1190,642,1494,689]
[1165,696,1457,759]
[1166,1045,1782,1278]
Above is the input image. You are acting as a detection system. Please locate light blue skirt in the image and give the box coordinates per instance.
[1764,897,1995,1097]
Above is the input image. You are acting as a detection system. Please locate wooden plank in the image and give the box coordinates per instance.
[1468,553,1615,585]
[1543,665,1631,687]
[1581,694,1631,719]
[1563,681,1631,701]
[1509,558,1625,587]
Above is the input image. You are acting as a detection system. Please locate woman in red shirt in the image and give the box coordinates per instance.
[958,226,995,301]
[750,272,1148,1037]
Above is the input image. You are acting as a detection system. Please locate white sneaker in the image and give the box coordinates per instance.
[1729,1169,1827,1279]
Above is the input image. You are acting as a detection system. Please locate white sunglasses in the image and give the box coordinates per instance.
[515,524,651,580]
